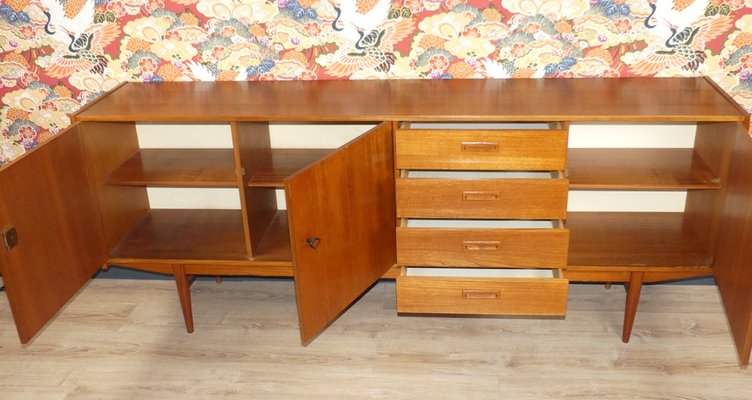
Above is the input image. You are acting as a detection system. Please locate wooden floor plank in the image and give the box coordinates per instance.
[0,279,750,399]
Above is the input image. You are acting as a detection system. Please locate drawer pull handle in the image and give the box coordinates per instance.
[463,241,501,251]
[462,191,499,201]
[461,142,499,152]
[462,290,500,299]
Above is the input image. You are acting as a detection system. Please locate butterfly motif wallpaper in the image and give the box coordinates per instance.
[1,0,751,167]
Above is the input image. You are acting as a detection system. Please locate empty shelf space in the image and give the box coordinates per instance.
[108,149,237,187]
[247,149,334,188]
[567,212,711,268]
[110,209,248,261]
[568,148,720,190]
[252,211,292,262]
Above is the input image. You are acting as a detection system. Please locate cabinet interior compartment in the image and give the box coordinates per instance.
[566,122,736,272]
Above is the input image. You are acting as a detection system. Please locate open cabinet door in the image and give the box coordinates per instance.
[714,122,752,366]
[0,124,106,343]
[285,122,396,344]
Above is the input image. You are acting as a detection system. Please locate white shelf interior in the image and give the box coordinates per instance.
[405,219,555,228]
[405,171,553,179]
[405,268,557,278]
[407,122,554,130]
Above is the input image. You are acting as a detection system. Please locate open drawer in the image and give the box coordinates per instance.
[395,122,567,171]
[397,219,568,268]
[396,268,568,317]
[396,170,568,219]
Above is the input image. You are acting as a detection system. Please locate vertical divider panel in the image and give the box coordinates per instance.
[712,121,752,365]
[79,122,149,252]
[232,121,275,258]
[684,122,735,253]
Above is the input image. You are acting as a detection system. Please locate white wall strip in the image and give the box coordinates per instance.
[147,188,241,210]
[568,122,695,148]
[567,191,686,212]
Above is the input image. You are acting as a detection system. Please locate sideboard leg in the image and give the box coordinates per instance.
[622,272,644,343]
[172,264,194,333]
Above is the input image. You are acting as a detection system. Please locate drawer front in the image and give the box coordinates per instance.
[395,129,567,171]
[396,274,568,316]
[396,178,568,219]
[396,227,569,268]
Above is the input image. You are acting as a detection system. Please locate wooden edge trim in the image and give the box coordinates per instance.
[70,81,129,122]
[703,77,751,126]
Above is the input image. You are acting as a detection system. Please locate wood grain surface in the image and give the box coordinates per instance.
[396,177,569,219]
[285,122,396,344]
[0,124,106,343]
[107,149,238,187]
[73,78,746,122]
[568,148,721,190]
[0,279,749,400]
[712,123,752,365]
[395,128,567,171]
[396,275,568,316]
[396,227,569,268]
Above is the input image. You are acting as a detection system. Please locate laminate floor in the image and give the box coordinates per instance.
[0,279,749,399]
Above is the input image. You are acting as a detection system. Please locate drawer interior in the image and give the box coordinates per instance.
[404,219,559,228]
[404,267,560,278]
[403,122,562,130]
[404,170,557,179]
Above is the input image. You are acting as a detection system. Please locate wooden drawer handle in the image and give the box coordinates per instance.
[463,241,501,251]
[461,141,499,152]
[462,191,499,201]
[462,290,500,299]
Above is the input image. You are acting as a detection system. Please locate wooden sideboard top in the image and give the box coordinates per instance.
[74,77,748,123]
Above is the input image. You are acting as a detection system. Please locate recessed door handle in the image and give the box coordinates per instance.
[461,142,499,152]
[305,237,321,249]
[462,290,499,299]
[462,191,499,201]
[463,241,501,251]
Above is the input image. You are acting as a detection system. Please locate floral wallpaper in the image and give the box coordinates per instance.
[1,0,751,167]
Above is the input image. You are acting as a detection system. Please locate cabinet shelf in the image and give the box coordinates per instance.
[109,209,249,261]
[567,212,711,268]
[108,149,237,187]
[247,149,334,188]
[568,149,720,190]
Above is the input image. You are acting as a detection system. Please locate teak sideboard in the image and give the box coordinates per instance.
[2,78,752,365]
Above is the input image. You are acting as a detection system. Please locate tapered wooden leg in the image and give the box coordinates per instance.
[173,264,194,333]
[622,272,644,343]
[604,282,612,289]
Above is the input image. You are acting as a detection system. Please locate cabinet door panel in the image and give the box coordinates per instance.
[0,124,106,343]
[285,122,396,344]
[714,123,752,366]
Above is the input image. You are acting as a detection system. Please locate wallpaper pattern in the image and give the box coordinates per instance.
[1,0,751,166]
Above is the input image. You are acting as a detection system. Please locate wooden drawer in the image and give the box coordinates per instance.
[396,171,568,219]
[395,122,567,171]
[397,219,569,268]
[397,268,568,316]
